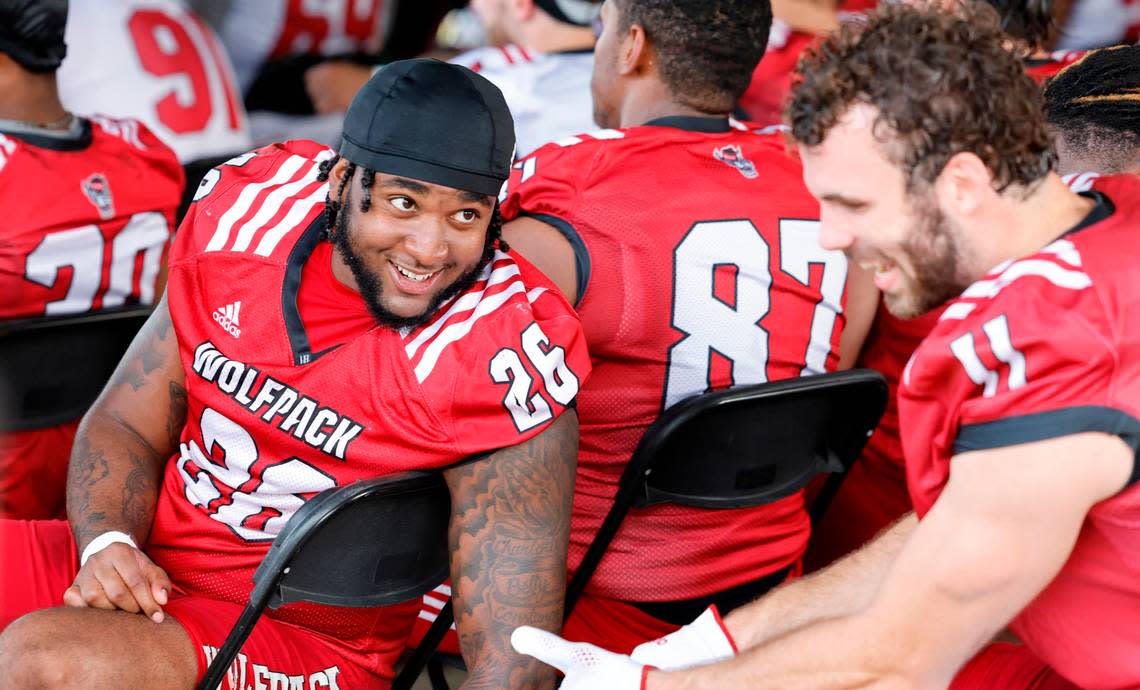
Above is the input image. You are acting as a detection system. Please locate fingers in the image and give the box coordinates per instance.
[63,544,171,622]
[511,626,576,673]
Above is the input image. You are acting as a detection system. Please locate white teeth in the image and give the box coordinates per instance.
[393,264,434,282]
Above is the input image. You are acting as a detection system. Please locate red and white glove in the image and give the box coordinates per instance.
[512,626,649,690]
[630,605,738,671]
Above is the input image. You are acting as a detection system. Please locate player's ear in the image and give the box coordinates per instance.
[619,19,650,77]
[328,158,351,199]
[936,151,992,218]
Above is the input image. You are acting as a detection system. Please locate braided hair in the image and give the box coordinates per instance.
[1045,46,1140,174]
[315,154,508,256]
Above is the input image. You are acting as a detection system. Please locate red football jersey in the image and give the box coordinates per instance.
[149,140,589,677]
[0,117,182,320]
[901,175,1140,689]
[0,117,181,519]
[502,118,850,601]
[1024,50,1088,84]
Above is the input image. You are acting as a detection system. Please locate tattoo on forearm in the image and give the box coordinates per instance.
[67,434,111,546]
[446,412,578,690]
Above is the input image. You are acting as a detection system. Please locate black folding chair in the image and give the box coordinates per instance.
[565,368,887,616]
[0,306,153,433]
[397,369,887,690]
[196,472,451,690]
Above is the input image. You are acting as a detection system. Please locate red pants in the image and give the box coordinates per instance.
[0,422,78,519]
[0,519,395,689]
[952,643,1079,690]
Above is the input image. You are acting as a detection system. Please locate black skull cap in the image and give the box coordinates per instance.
[339,58,516,197]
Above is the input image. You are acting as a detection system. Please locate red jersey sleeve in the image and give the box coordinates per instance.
[172,140,332,262]
[408,250,591,459]
[500,138,599,225]
[902,237,1139,514]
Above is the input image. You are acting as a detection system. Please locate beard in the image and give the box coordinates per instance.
[330,208,495,331]
[882,194,975,319]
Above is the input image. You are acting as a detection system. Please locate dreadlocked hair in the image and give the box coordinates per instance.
[316,154,378,233]
[1045,45,1140,174]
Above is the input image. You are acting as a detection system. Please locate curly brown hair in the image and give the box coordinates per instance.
[787,3,1056,193]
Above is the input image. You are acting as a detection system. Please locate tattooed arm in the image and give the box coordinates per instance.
[443,410,579,690]
[63,295,187,622]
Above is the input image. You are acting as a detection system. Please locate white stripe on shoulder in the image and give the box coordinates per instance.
[205,154,308,252]
[1062,171,1099,193]
[412,280,528,383]
[940,302,976,321]
[960,254,1091,301]
[0,134,15,173]
[405,255,520,359]
[231,150,334,252]
[253,182,329,257]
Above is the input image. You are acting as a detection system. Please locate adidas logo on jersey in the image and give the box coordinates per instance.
[212,301,242,338]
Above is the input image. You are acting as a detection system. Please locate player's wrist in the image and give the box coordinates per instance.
[79,530,138,566]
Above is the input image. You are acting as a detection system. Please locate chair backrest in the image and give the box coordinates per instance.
[197,472,451,690]
[564,368,888,616]
[0,306,153,432]
[256,472,452,609]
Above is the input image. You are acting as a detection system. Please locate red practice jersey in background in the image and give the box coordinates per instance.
[1023,50,1088,84]
[902,176,1140,690]
[0,116,182,519]
[153,140,589,679]
[501,117,850,603]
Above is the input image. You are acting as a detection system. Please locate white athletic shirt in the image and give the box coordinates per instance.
[451,44,596,158]
[58,0,252,163]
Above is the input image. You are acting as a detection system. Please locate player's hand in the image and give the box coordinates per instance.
[305,61,373,114]
[63,542,172,623]
[630,605,738,671]
[511,626,648,690]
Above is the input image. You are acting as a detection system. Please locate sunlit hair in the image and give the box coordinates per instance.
[788,2,1056,193]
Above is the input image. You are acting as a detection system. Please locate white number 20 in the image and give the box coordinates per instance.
[490,322,580,432]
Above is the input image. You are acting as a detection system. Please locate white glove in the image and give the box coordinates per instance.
[630,605,738,672]
[511,626,648,690]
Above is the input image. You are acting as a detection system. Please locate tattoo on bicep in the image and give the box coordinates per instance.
[446,411,578,689]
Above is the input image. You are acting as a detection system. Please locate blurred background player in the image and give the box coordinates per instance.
[306,0,601,158]
[497,0,876,653]
[0,0,183,519]
[190,0,396,146]
[515,5,1140,687]
[0,59,588,690]
[57,0,251,218]
[1045,45,1140,176]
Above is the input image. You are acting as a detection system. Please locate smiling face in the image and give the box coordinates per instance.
[800,103,976,318]
[328,160,496,330]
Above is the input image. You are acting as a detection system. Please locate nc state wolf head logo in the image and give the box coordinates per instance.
[82,174,115,220]
[713,144,758,179]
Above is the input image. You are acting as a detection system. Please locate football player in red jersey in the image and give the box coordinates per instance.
[1046,45,1140,176]
[0,0,184,520]
[802,0,1090,573]
[0,59,589,690]
[491,0,877,655]
[512,5,1140,689]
